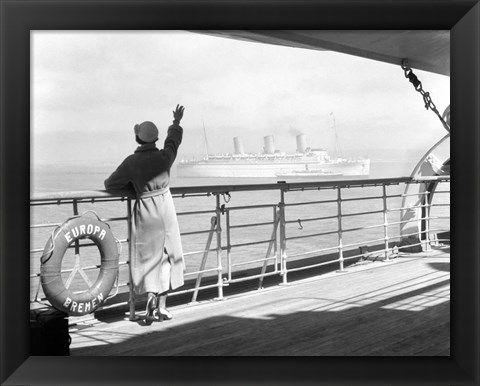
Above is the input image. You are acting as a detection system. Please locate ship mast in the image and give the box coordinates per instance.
[202,120,210,160]
[330,112,342,158]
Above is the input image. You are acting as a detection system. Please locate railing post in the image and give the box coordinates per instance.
[336,186,345,272]
[423,191,432,252]
[273,207,279,271]
[126,198,136,320]
[72,199,80,256]
[382,184,391,262]
[214,194,224,300]
[226,208,232,282]
[279,189,288,284]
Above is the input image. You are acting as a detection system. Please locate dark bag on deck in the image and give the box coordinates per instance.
[30,308,71,355]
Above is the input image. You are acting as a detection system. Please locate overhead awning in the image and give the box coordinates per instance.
[191,30,450,76]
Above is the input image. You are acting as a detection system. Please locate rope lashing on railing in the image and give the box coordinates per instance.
[40,210,116,265]
[40,226,63,265]
[222,192,231,203]
[401,59,450,133]
[216,193,231,215]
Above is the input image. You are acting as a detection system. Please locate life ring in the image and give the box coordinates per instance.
[40,214,119,316]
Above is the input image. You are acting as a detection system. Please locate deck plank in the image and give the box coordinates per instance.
[70,248,450,356]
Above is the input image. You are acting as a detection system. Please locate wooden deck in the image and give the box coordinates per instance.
[69,246,450,356]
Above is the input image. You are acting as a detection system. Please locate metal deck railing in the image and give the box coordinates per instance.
[30,176,450,320]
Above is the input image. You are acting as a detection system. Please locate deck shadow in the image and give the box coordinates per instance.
[428,262,450,272]
[71,278,450,356]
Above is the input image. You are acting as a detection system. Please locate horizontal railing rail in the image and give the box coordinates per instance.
[31,177,421,202]
[30,176,450,320]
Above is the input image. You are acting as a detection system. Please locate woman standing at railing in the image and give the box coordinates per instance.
[104,104,186,325]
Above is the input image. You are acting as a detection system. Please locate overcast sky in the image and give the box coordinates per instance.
[31,30,450,167]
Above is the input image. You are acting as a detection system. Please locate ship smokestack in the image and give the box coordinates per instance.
[296,134,307,153]
[263,135,275,154]
[233,137,245,154]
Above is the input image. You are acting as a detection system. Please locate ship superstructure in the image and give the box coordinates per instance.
[177,134,370,178]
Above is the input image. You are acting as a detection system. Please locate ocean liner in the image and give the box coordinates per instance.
[177,134,370,178]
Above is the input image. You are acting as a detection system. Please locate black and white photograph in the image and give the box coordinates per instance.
[1,1,479,384]
[30,30,451,356]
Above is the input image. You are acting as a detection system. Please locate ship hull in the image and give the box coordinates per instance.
[177,159,370,178]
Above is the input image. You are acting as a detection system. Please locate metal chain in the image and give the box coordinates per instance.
[401,60,450,132]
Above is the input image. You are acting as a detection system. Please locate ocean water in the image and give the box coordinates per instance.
[31,160,414,193]
[30,161,450,300]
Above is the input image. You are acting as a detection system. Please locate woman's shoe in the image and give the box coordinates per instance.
[156,307,173,321]
[145,296,157,325]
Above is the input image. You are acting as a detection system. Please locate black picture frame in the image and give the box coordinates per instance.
[1,0,479,385]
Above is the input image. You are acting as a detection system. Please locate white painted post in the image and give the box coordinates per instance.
[215,194,224,300]
[424,191,432,252]
[127,198,136,320]
[279,190,288,284]
[226,209,232,281]
[337,187,345,272]
[383,184,390,261]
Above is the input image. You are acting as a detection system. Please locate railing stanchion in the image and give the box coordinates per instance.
[274,207,279,272]
[72,199,79,216]
[337,187,345,272]
[424,190,432,252]
[279,189,288,284]
[258,208,280,289]
[214,194,224,300]
[191,216,217,303]
[226,209,232,282]
[382,184,390,261]
[72,199,80,256]
[127,198,136,320]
